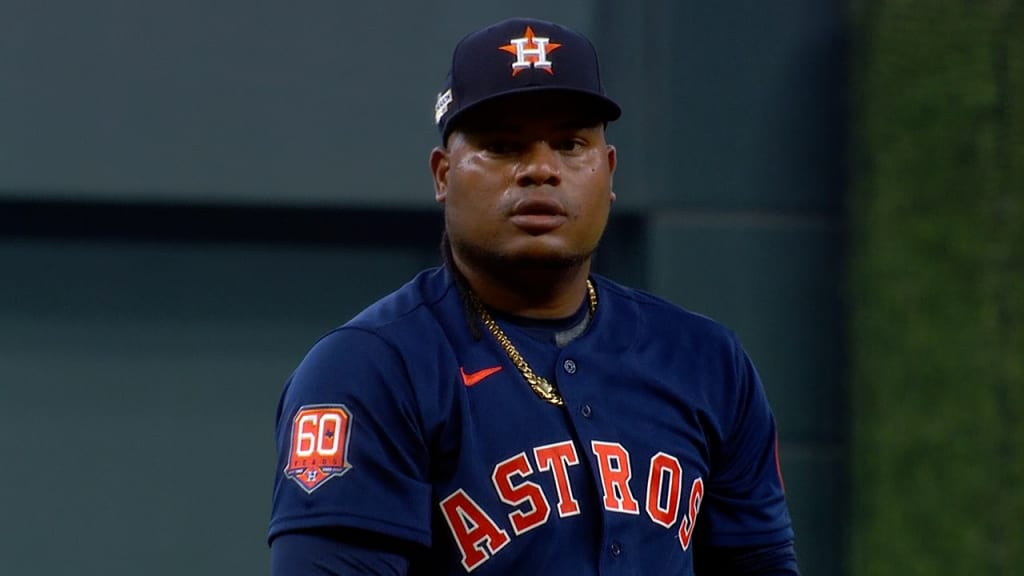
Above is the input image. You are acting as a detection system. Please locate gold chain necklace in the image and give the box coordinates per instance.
[471,280,598,406]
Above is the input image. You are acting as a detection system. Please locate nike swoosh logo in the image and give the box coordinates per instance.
[460,365,503,387]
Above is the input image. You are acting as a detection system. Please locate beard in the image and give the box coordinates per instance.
[448,232,598,274]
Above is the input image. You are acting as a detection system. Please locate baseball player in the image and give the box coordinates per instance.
[270,17,799,575]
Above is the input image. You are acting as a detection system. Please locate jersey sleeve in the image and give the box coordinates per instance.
[698,334,795,548]
[269,327,433,548]
[271,528,414,576]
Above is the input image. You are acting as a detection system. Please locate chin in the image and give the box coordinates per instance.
[506,252,590,269]
[462,237,596,270]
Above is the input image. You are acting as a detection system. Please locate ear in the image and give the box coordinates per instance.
[607,145,617,203]
[430,146,450,203]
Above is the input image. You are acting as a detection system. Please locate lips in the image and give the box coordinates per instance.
[509,197,568,234]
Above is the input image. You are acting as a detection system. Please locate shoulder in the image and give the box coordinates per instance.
[592,274,739,350]
[344,267,456,334]
[302,267,461,351]
[589,274,752,406]
[279,267,464,438]
[285,267,463,393]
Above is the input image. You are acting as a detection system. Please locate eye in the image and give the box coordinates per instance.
[553,138,587,153]
[474,136,524,156]
[484,141,516,155]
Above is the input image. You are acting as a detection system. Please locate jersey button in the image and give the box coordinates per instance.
[610,542,622,557]
[580,404,592,418]
[563,359,577,374]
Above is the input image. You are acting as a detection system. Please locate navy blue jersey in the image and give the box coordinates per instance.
[269,266,793,574]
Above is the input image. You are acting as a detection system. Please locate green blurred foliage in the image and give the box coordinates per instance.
[849,1,1024,574]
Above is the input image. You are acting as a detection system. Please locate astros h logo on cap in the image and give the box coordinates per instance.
[499,26,562,76]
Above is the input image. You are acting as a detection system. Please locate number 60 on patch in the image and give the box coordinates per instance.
[285,404,353,493]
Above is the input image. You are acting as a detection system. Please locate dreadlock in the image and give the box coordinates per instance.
[440,231,485,341]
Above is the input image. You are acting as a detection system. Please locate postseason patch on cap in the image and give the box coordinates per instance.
[435,88,453,125]
[284,404,353,493]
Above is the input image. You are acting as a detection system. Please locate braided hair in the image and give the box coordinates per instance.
[439,231,485,341]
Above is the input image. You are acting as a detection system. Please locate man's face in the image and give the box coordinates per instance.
[431,94,617,271]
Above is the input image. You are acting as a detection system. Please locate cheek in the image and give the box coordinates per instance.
[582,164,614,204]
[447,159,511,210]
[577,167,614,229]
[444,162,509,236]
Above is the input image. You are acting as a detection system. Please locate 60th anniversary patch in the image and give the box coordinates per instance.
[284,404,353,493]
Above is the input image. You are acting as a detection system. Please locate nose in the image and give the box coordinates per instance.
[515,142,561,187]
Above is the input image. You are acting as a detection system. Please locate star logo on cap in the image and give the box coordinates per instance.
[498,26,562,76]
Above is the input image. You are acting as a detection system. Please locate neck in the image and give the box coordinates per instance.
[449,251,592,320]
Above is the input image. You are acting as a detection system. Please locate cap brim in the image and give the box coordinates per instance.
[443,87,621,141]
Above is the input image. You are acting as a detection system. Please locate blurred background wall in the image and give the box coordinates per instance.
[0,1,1018,575]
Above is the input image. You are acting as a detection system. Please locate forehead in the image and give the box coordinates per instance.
[452,91,608,136]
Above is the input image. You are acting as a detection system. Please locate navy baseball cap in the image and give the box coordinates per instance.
[434,17,621,142]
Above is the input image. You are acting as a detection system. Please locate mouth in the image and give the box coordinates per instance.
[509,198,568,234]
